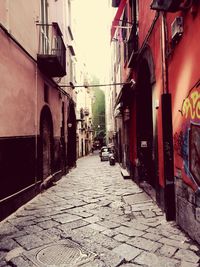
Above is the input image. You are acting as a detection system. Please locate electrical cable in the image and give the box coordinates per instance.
[59,81,135,88]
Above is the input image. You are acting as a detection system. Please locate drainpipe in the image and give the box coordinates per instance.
[161,12,176,221]
[161,12,169,94]
[35,63,38,184]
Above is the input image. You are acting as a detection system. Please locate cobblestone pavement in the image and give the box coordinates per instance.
[1,152,200,267]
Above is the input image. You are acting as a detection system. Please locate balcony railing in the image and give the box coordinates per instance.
[84,108,89,116]
[127,23,139,67]
[37,22,66,77]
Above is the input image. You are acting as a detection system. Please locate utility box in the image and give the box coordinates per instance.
[171,17,183,46]
[112,0,120,8]
[150,0,182,12]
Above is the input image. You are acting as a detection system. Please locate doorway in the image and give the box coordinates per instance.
[40,106,54,180]
[136,59,156,187]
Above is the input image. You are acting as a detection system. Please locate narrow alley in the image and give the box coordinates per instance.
[0,152,200,267]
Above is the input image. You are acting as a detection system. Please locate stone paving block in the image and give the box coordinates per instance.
[180,261,200,267]
[8,216,36,226]
[122,220,149,231]
[145,227,162,234]
[190,245,200,252]
[120,264,142,267]
[52,213,81,224]
[98,199,112,207]
[123,192,152,204]
[157,244,177,257]
[14,233,52,250]
[90,232,121,249]
[22,224,44,234]
[0,222,20,238]
[157,223,183,235]
[174,248,200,263]
[37,219,60,229]
[41,228,63,241]
[60,198,86,207]
[4,247,24,262]
[112,243,142,261]
[142,232,162,242]
[81,259,106,267]
[132,211,143,218]
[168,233,190,242]
[69,210,93,218]
[127,236,162,252]
[83,203,102,212]
[33,216,51,223]
[116,226,145,237]
[0,260,9,267]
[58,219,89,231]
[141,210,156,218]
[113,233,130,242]
[99,249,125,267]
[134,251,180,267]
[97,220,120,229]
[8,256,35,267]
[0,251,6,262]
[88,223,107,232]
[83,197,101,204]
[159,237,190,249]
[0,238,19,251]
[140,219,163,227]
[131,202,155,212]
[83,215,102,224]
[102,229,117,238]
[72,225,100,239]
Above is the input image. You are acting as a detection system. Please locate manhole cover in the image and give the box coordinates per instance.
[36,241,95,266]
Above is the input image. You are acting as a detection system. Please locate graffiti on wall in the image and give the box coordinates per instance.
[174,130,187,160]
[182,90,200,119]
[175,85,200,188]
[189,123,200,185]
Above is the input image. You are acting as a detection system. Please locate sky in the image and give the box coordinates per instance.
[71,0,113,82]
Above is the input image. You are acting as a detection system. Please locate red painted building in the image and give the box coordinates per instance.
[111,0,200,243]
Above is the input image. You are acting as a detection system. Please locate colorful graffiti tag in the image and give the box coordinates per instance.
[182,90,200,119]
[189,123,200,185]
[174,88,200,189]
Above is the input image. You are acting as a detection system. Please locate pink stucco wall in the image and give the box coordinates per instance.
[0,29,37,136]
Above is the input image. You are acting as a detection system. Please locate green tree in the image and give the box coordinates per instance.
[91,78,106,146]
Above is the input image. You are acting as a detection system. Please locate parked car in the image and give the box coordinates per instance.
[99,146,111,161]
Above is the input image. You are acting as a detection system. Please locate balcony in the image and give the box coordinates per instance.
[37,22,66,77]
[84,108,89,116]
[127,23,139,68]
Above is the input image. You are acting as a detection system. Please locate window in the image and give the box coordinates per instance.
[44,83,49,103]
[41,0,49,54]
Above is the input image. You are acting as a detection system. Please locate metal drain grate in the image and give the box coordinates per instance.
[36,241,95,266]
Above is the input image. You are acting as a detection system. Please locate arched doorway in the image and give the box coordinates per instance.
[40,105,54,180]
[136,58,156,187]
[67,102,76,168]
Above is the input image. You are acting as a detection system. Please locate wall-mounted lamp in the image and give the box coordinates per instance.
[68,123,73,128]
[69,82,75,89]
[154,99,159,109]
[130,79,136,88]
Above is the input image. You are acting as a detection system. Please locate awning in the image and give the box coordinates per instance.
[115,80,135,108]
[110,0,127,41]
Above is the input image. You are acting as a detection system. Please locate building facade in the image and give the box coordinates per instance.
[110,0,200,243]
[75,66,94,158]
[0,0,77,220]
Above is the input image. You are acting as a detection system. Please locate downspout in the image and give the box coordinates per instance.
[160,12,176,221]
[161,12,169,94]
[35,63,38,184]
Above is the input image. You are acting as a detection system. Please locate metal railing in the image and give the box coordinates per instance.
[37,22,66,71]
